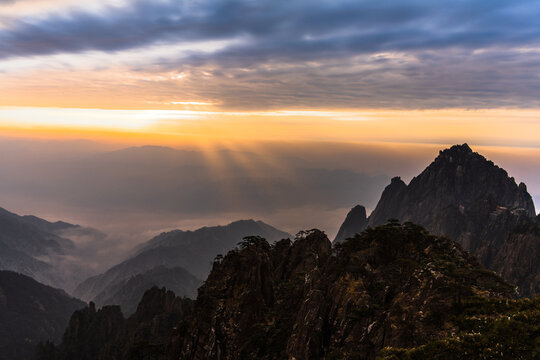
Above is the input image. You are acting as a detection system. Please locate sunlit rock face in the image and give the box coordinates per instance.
[337,144,540,297]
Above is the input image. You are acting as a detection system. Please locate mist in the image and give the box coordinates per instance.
[1,136,539,274]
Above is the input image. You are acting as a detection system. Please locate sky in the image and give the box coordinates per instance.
[1,0,540,255]
[1,0,540,144]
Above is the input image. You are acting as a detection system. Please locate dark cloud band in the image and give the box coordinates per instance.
[1,0,539,60]
[2,0,540,109]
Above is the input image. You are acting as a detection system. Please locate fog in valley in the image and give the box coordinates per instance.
[1,136,539,275]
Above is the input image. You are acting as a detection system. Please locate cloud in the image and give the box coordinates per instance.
[2,0,540,109]
[2,0,539,60]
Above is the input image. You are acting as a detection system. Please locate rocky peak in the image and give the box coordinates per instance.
[333,205,368,243]
[412,144,535,216]
[367,177,407,227]
[390,176,407,185]
[336,143,540,297]
[41,287,193,360]
[442,142,472,155]
[41,224,525,360]
[176,223,512,360]
[368,144,536,227]
[131,286,183,322]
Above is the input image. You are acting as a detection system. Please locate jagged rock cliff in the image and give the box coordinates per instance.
[333,205,368,243]
[337,144,540,296]
[176,224,512,360]
[37,287,193,360]
[369,144,535,227]
[42,223,520,360]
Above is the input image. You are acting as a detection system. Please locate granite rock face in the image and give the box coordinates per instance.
[176,225,512,360]
[37,287,193,360]
[333,205,368,243]
[337,144,540,296]
[369,144,535,227]
[39,224,523,359]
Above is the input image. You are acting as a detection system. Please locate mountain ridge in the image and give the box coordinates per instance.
[0,271,85,360]
[73,219,290,309]
[335,143,540,296]
[40,223,524,360]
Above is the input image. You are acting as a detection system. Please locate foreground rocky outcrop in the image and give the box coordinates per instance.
[336,144,540,296]
[36,287,193,360]
[41,223,530,360]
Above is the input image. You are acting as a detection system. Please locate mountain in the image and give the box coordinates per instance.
[0,206,75,257]
[93,266,201,316]
[333,205,368,242]
[36,286,193,360]
[0,206,107,293]
[41,223,538,360]
[0,271,85,360]
[368,143,535,226]
[0,207,75,289]
[335,144,540,296]
[73,220,290,308]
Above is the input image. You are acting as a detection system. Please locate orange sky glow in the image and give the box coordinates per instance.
[1,106,540,150]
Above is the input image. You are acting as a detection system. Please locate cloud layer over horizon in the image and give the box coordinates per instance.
[2,0,540,109]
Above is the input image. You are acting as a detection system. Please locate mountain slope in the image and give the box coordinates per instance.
[41,223,523,360]
[94,266,201,316]
[333,204,368,242]
[0,207,77,289]
[36,286,193,360]
[73,220,290,307]
[0,206,109,293]
[336,144,540,296]
[0,271,85,360]
[0,207,75,256]
[368,143,535,229]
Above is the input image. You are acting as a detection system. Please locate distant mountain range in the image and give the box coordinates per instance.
[335,143,540,296]
[93,266,200,316]
[0,271,85,360]
[0,207,75,290]
[0,207,109,293]
[73,219,290,314]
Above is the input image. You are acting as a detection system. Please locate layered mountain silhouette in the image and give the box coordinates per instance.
[73,220,290,313]
[40,223,540,360]
[335,144,540,297]
[0,206,107,293]
[334,204,368,243]
[0,207,75,289]
[0,271,85,360]
[93,266,200,316]
[3,143,539,359]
